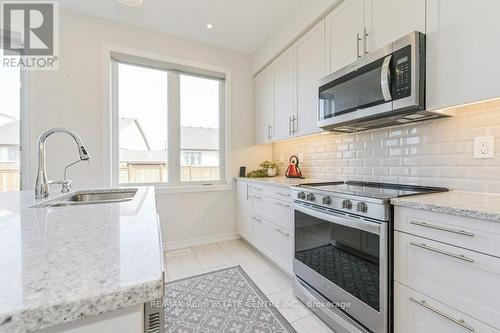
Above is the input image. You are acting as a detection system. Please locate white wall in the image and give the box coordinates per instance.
[252,0,342,73]
[26,9,271,246]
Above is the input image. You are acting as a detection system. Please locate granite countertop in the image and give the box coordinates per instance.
[235,176,326,188]
[0,187,164,333]
[391,190,500,222]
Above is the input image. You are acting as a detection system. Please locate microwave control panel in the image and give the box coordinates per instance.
[393,45,412,100]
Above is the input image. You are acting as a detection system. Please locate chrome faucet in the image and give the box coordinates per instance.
[34,128,91,199]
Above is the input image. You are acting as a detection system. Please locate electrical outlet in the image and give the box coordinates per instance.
[280,154,284,163]
[474,136,494,159]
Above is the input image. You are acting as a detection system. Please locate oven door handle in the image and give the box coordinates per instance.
[381,54,392,102]
[295,204,381,235]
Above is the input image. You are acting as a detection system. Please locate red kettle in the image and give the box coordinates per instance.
[285,155,302,178]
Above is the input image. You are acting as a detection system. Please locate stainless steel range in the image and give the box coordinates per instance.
[291,181,448,333]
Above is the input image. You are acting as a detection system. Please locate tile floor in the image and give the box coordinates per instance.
[164,239,335,333]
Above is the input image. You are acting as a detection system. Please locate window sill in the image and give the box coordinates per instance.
[153,183,232,194]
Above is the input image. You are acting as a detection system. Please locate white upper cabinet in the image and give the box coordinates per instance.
[296,19,326,136]
[327,0,365,73]
[327,0,426,74]
[273,47,297,141]
[369,0,425,51]
[426,0,500,111]
[254,66,274,144]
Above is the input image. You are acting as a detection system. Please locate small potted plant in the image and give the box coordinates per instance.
[260,161,279,177]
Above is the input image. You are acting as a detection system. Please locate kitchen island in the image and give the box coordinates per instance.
[0,187,164,333]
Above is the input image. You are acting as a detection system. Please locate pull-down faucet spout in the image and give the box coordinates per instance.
[34,128,91,199]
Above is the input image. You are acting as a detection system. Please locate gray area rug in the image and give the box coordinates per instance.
[164,266,297,333]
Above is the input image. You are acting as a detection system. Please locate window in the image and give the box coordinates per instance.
[182,151,202,166]
[111,52,226,188]
[0,48,22,192]
[117,63,168,184]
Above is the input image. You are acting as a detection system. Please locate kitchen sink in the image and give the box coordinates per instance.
[33,188,138,208]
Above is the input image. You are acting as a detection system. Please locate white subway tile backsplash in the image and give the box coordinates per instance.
[272,99,500,193]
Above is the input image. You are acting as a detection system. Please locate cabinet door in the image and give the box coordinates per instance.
[426,0,500,110]
[394,282,499,333]
[273,47,296,141]
[296,19,326,136]
[236,181,252,241]
[252,215,293,274]
[254,66,274,144]
[369,0,425,51]
[394,231,500,329]
[327,0,365,73]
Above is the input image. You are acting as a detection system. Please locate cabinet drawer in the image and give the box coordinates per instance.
[395,231,500,329]
[395,282,499,333]
[250,184,292,202]
[395,207,500,258]
[251,193,293,231]
[251,215,293,273]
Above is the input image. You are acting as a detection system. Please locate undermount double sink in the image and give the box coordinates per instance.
[33,188,138,208]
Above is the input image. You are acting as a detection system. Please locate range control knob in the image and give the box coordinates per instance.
[342,199,353,210]
[297,191,306,200]
[322,195,332,205]
[358,202,368,213]
[306,193,315,201]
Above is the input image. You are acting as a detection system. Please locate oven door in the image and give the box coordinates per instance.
[294,202,389,333]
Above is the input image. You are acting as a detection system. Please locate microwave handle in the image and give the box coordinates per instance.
[381,54,392,101]
[294,203,381,235]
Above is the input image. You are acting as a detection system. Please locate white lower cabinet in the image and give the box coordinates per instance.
[394,207,500,331]
[394,282,499,333]
[236,180,253,242]
[251,214,293,274]
[251,192,293,231]
[236,180,294,274]
[395,231,500,329]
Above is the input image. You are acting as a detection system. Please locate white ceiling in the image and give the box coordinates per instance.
[59,0,303,54]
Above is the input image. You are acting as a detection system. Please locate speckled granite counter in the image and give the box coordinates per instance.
[0,187,164,333]
[235,177,326,188]
[391,191,500,222]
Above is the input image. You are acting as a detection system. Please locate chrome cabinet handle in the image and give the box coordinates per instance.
[267,124,272,140]
[253,187,263,191]
[292,115,297,133]
[363,28,369,55]
[410,220,474,237]
[274,228,290,237]
[381,55,392,101]
[356,33,362,59]
[252,216,262,223]
[275,192,291,197]
[246,183,250,200]
[410,242,474,263]
[275,201,291,208]
[253,195,263,200]
[288,115,292,135]
[409,297,475,332]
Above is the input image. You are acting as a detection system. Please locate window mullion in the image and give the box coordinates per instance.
[167,72,181,185]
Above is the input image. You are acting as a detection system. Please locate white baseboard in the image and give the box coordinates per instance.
[163,233,240,251]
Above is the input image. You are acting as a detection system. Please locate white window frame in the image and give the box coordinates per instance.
[103,45,231,193]
[0,29,30,191]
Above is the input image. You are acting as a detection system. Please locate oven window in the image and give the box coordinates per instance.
[319,57,387,120]
[295,209,380,311]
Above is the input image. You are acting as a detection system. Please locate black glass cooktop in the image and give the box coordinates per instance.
[298,181,448,200]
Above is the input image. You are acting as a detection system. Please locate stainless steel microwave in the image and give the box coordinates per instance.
[318,31,450,132]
